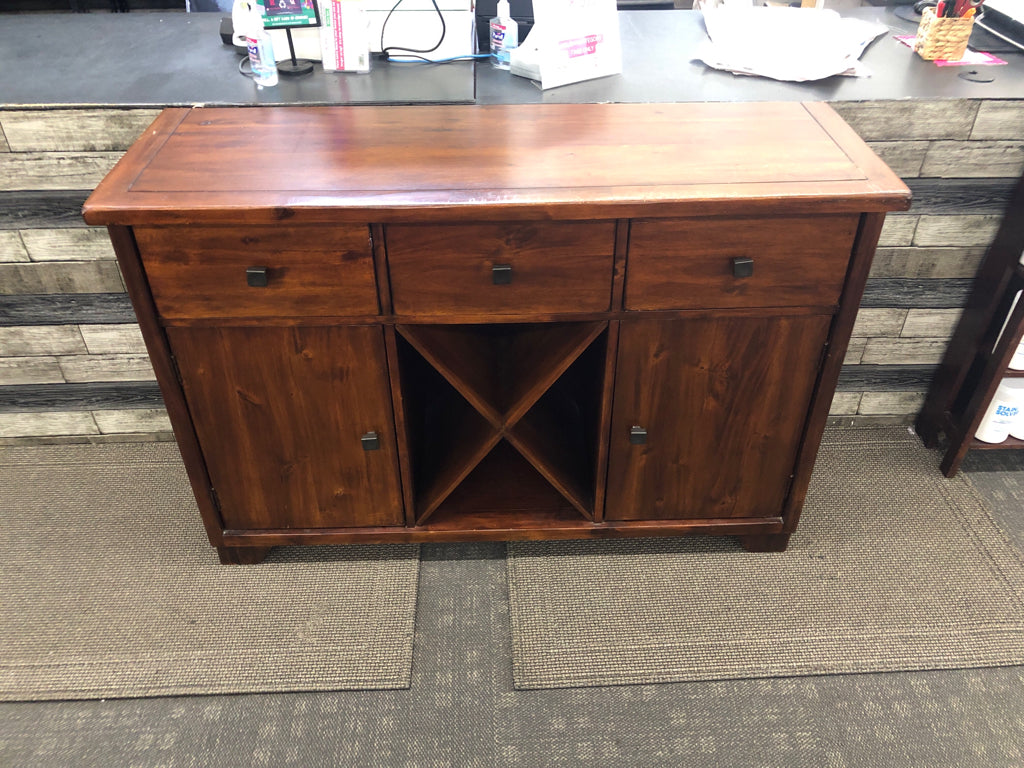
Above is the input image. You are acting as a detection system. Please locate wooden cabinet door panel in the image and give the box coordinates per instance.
[605,315,831,520]
[167,325,403,530]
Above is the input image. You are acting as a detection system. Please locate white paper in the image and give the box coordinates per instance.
[694,7,887,82]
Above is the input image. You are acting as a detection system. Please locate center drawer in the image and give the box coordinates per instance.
[625,215,859,311]
[385,222,616,317]
[134,225,378,321]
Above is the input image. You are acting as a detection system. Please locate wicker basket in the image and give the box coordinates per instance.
[914,6,974,61]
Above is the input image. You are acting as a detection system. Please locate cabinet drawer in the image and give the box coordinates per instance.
[134,225,378,321]
[386,222,616,317]
[625,215,859,310]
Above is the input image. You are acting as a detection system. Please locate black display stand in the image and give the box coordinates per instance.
[278,27,313,76]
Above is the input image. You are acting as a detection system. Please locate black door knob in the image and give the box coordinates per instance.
[629,426,647,445]
[361,431,381,451]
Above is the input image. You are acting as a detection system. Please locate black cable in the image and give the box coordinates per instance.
[379,0,447,57]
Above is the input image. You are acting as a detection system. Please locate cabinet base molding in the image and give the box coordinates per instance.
[220,517,786,547]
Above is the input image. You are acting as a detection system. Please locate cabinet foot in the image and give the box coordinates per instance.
[737,533,791,552]
[217,545,272,565]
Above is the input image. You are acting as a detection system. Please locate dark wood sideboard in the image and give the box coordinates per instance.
[83,103,910,564]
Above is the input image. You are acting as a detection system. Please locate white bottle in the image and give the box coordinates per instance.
[975,379,1024,443]
[246,7,279,88]
[490,0,518,71]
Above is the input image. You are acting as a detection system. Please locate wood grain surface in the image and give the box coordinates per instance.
[386,222,615,317]
[166,325,404,530]
[134,225,378,321]
[82,103,911,226]
[605,314,831,520]
[625,215,858,310]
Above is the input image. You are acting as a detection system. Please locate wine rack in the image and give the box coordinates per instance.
[395,322,609,526]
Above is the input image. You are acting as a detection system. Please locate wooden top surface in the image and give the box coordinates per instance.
[83,102,911,225]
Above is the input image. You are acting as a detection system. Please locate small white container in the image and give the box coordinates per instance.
[1011,383,1024,440]
[976,379,1024,443]
[1010,336,1024,371]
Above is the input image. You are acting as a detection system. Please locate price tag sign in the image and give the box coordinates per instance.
[532,0,622,89]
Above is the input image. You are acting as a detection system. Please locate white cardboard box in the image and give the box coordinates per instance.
[320,0,371,71]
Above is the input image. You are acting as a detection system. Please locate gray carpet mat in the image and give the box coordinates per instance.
[0,443,420,701]
[507,427,1024,689]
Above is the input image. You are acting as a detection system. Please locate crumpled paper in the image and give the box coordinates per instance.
[694,7,888,81]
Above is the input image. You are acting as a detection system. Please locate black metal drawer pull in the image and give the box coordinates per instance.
[732,257,754,278]
[492,264,513,285]
[246,266,269,287]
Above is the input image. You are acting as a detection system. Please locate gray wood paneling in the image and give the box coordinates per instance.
[861,338,949,365]
[851,308,907,337]
[79,324,146,355]
[829,392,862,415]
[904,178,1016,214]
[58,353,156,383]
[837,364,938,391]
[0,411,98,437]
[901,308,964,338]
[845,337,867,365]
[913,215,1002,247]
[0,294,136,326]
[0,231,28,263]
[0,325,86,355]
[869,247,986,279]
[921,142,1024,179]
[858,392,926,415]
[832,100,979,141]
[21,228,116,262]
[0,381,163,412]
[868,141,933,177]
[0,109,160,152]
[971,101,1024,140]
[0,152,121,192]
[0,357,63,386]
[879,215,918,247]
[867,142,928,178]
[93,408,171,434]
[0,261,123,295]
[0,191,91,229]
[861,278,973,308]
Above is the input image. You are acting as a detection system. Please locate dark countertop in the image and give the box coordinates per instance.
[0,8,1022,108]
[478,8,1024,103]
[0,12,475,107]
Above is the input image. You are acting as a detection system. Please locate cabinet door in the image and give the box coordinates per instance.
[605,315,831,520]
[167,325,404,530]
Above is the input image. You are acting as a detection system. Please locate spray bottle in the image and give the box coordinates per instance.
[246,4,279,87]
[489,0,518,70]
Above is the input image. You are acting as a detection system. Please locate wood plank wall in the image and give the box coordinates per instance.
[0,101,1022,443]
[830,100,1024,425]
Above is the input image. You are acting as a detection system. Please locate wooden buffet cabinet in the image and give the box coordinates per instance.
[83,103,910,564]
